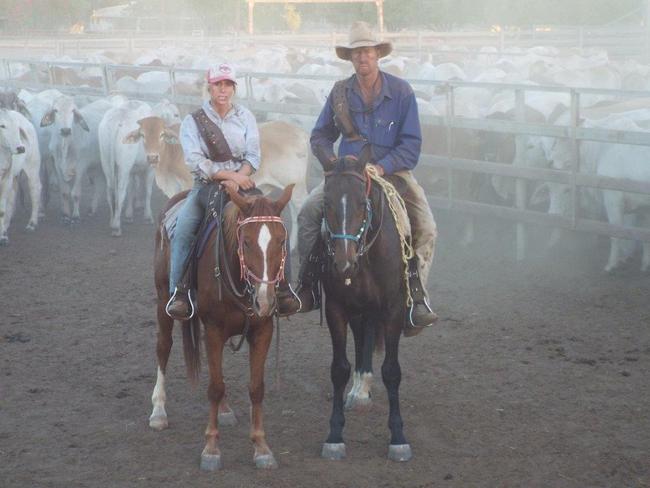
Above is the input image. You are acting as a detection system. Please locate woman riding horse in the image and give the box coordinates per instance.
[165,62,299,320]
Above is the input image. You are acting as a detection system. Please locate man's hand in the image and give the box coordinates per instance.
[372,163,385,176]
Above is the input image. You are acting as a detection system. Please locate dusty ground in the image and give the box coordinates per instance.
[1,189,649,488]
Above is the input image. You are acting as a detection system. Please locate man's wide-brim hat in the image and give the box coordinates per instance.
[335,21,393,61]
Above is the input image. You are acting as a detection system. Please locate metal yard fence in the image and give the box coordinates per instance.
[1,26,650,60]
[2,58,650,259]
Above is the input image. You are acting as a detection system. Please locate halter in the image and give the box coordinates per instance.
[323,168,374,257]
[236,215,288,290]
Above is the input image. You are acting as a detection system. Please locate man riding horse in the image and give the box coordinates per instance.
[295,21,438,330]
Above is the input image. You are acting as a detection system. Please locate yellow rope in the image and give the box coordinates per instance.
[365,165,414,307]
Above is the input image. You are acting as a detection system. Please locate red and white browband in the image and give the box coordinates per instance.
[236,216,288,286]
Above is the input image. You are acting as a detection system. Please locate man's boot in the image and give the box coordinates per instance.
[295,253,322,313]
[276,280,301,317]
[404,256,438,336]
[165,285,195,321]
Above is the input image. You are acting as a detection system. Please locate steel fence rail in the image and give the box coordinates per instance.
[2,59,650,256]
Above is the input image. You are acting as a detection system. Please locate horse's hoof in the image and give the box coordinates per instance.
[25,223,36,232]
[149,415,168,431]
[124,217,134,224]
[70,217,80,225]
[111,228,122,237]
[254,453,278,469]
[144,216,154,225]
[61,216,71,225]
[321,442,346,460]
[388,444,412,462]
[200,452,223,471]
[218,410,237,426]
[344,396,372,412]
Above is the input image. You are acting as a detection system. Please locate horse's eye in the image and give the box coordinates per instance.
[0,124,5,129]
[243,240,250,249]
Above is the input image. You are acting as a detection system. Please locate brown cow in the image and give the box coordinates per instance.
[125,117,309,247]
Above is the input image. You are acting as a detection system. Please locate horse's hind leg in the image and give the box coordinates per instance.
[149,302,174,430]
[382,317,411,462]
[248,324,277,469]
[345,315,373,412]
[201,325,226,471]
[322,304,350,460]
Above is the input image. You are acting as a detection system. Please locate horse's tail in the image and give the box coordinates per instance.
[182,315,201,387]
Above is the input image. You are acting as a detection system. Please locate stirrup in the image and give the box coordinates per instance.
[277,282,302,317]
[407,296,435,329]
[165,286,196,320]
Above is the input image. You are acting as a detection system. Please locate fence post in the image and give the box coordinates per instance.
[445,83,455,205]
[514,88,527,261]
[101,64,110,96]
[169,68,176,102]
[570,89,581,229]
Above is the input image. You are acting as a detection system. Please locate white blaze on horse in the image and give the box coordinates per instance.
[0,109,41,244]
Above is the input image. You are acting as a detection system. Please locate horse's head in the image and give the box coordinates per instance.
[322,147,373,281]
[227,184,294,317]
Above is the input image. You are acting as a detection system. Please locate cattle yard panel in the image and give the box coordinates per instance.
[3,59,650,255]
[1,27,650,60]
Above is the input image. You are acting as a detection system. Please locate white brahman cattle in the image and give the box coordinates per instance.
[98,100,153,236]
[0,109,41,244]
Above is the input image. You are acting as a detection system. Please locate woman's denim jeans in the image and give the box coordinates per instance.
[169,182,204,293]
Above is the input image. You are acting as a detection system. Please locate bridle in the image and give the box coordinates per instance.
[323,168,378,258]
[236,215,288,291]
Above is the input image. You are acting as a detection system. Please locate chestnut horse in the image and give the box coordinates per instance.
[149,184,294,471]
[319,153,414,462]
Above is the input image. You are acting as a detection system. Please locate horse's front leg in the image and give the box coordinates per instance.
[200,324,226,471]
[247,322,277,469]
[382,312,412,462]
[149,300,174,430]
[322,302,350,460]
[345,314,374,411]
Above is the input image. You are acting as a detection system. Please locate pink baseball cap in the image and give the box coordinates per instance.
[206,63,237,85]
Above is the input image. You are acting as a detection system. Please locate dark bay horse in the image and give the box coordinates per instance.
[320,153,414,462]
[150,184,294,470]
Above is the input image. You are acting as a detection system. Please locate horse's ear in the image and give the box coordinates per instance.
[274,184,294,214]
[358,144,373,166]
[226,185,253,214]
[313,145,337,172]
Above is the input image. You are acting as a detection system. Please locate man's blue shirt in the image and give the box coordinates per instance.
[310,71,422,175]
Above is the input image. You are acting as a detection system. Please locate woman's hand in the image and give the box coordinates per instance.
[221,179,239,193]
[231,172,255,190]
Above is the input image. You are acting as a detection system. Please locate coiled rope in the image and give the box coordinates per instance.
[364,165,414,307]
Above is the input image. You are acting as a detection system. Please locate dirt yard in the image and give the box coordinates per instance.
[1,189,649,488]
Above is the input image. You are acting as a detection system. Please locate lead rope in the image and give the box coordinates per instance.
[364,165,415,308]
[274,312,281,389]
